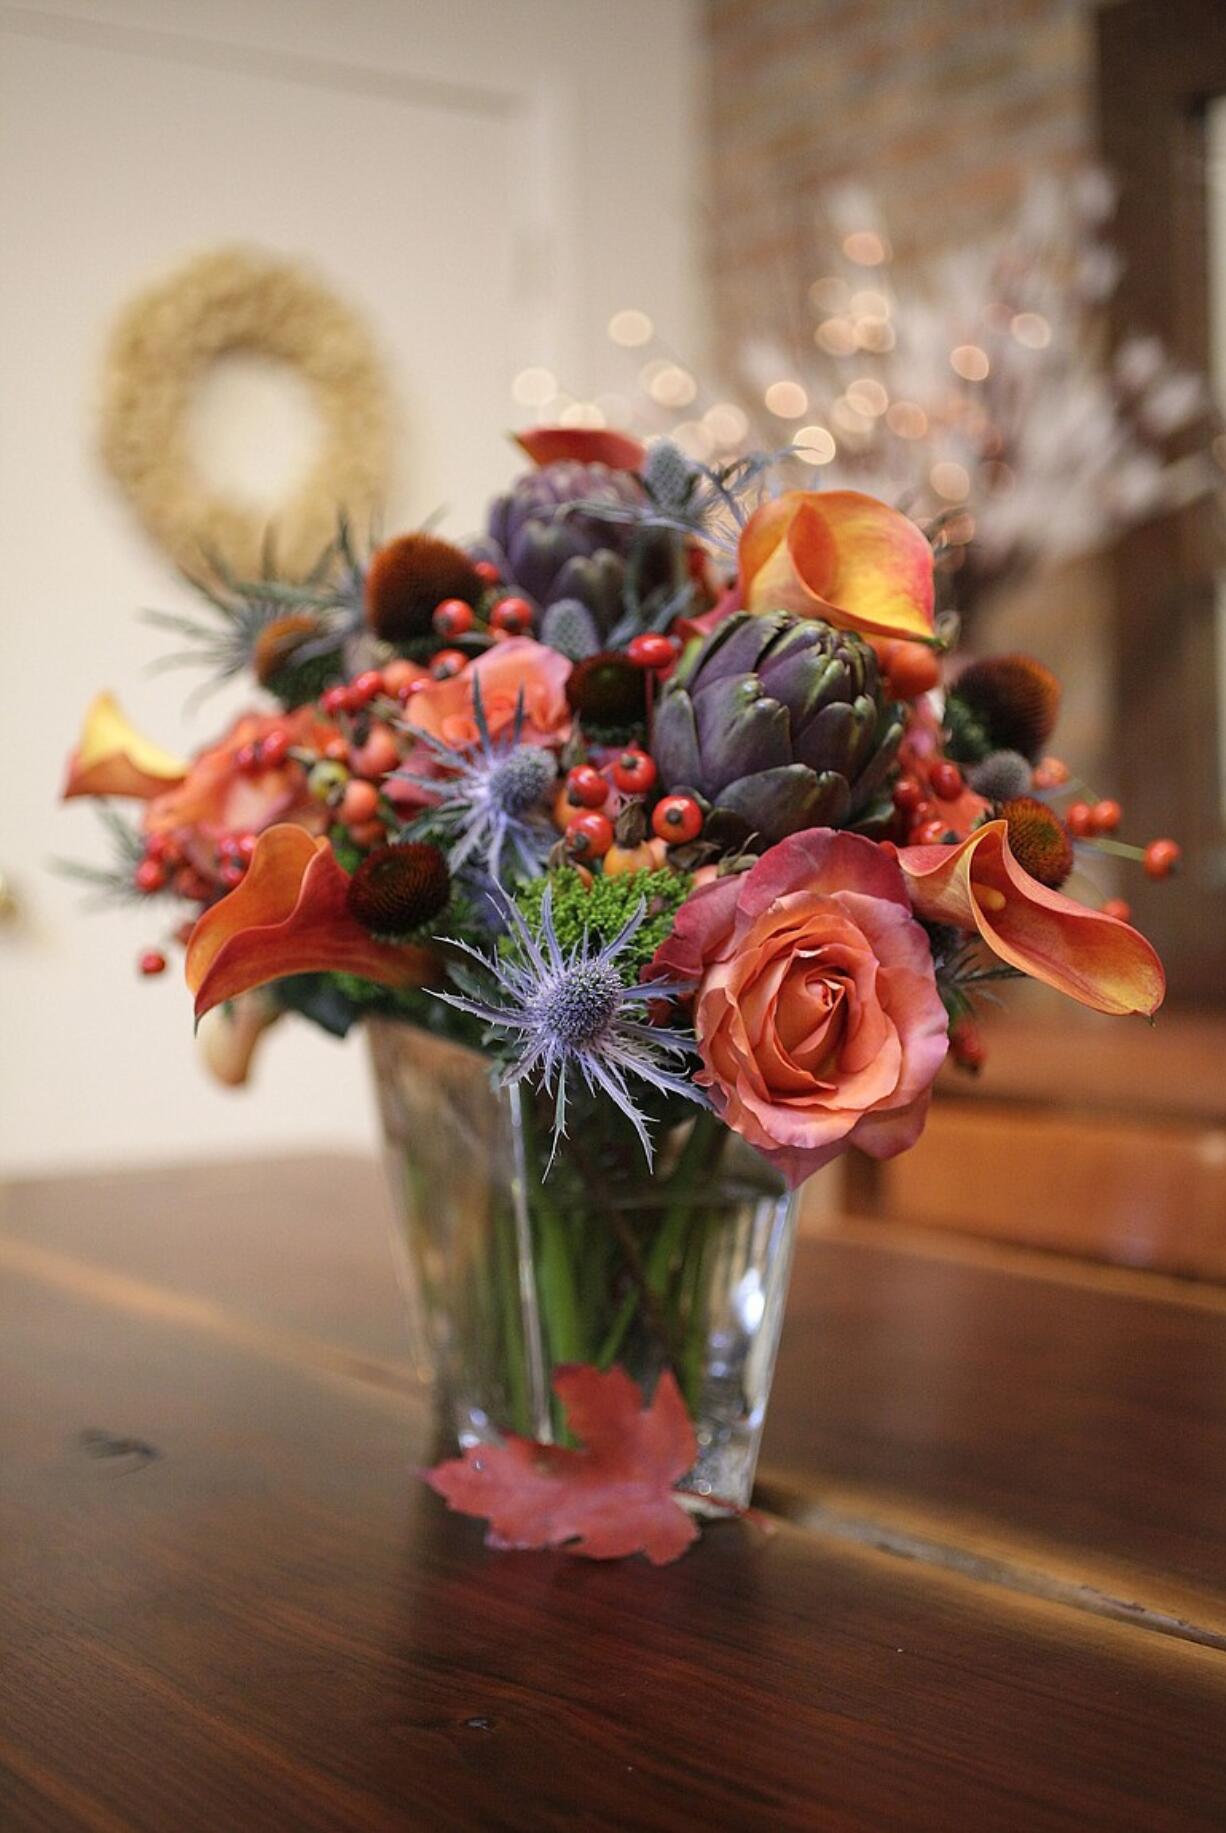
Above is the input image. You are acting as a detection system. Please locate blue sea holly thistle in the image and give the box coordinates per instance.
[436,881,703,1168]
[394,681,558,882]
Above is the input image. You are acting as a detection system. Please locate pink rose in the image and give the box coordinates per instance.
[405,638,572,750]
[650,829,949,1186]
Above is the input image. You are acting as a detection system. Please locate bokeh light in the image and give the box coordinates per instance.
[792,425,837,465]
[608,308,654,348]
[930,460,971,501]
[511,367,557,407]
[764,380,809,419]
[950,344,990,382]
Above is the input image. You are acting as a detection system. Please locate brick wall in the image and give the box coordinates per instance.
[702,0,1114,789]
[704,0,1100,372]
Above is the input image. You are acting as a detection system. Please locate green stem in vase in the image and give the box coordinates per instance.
[493,1184,532,1437]
[596,1109,724,1371]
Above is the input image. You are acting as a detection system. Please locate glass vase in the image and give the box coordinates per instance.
[367,1017,799,1510]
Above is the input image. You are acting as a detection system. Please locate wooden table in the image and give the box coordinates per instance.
[2,1157,1225,1831]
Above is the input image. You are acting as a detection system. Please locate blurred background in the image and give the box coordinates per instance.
[3,0,1224,1271]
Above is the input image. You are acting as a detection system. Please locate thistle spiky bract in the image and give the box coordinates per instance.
[395,682,558,885]
[433,882,703,1170]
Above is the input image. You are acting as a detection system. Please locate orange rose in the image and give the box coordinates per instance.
[650,830,948,1186]
[404,637,572,750]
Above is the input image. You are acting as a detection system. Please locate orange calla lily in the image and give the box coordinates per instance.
[897,819,1165,1017]
[513,426,646,472]
[738,490,935,643]
[186,826,440,1021]
[63,692,187,800]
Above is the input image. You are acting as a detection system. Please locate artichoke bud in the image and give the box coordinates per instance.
[653,609,901,852]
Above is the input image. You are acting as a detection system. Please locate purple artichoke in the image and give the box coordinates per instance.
[652,611,903,849]
[478,460,682,640]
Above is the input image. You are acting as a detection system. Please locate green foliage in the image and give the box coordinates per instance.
[513,866,692,981]
[942,693,993,764]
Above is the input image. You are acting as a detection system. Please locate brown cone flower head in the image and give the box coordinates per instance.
[253,612,323,686]
[565,650,647,728]
[365,534,484,644]
[952,654,1061,762]
[346,842,451,938]
[1001,796,1074,888]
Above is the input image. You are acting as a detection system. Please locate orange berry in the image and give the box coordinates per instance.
[1033,755,1070,789]
[1143,839,1181,880]
[885,641,940,700]
[340,779,380,825]
[1065,801,1093,837]
[1089,799,1121,835]
[1101,898,1131,921]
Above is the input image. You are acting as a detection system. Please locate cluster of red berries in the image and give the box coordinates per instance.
[892,760,966,844]
[559,748,702,863]
[1065,798,1120,837]
[233,727,293,774]
[133,831,217,902]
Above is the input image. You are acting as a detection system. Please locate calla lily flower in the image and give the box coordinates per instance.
[738,490,935,643]
[513,426,646,472]
[186,826,439,1020]
[897,819,1165,1017]
[63,692,187,800]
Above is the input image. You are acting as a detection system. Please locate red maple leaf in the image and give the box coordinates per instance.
[423,1364,700,1565]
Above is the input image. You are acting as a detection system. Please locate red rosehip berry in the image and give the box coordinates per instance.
[340,779,380,826]
[1033,755,1071,790]
[565,811,614,859]
[234,741,260,774]
[627,633,677,670]
[474,559,501,586]
[1101,897,1132,921]
[892,774,925,814]
[138,949,167,977]
[259,727,291,769]
[321,685,348,715]
[651,795,703,844]
[611,747,657,794]
[235,833,257,860]
[490,595,535,635]
[323,736,349,762]
[949,1016,987,1073]
[219,859,246,888]
[433,597,475,638]
[1065,801,1093,837]
[1143,838,1181,879]
[347,669,384,709]
[565,764,609,809]
[134,857,167,893]
[929,760,964,802]
[1089,798,1121,835]
[430,648,466,681]
[911,818,952,846]
[883,640,941,700]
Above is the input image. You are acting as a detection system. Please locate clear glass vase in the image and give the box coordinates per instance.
[367,1017,799,1510]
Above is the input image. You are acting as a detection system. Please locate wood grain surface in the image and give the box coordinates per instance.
[2,1156,1225,1830]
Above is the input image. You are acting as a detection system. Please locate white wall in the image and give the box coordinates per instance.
[0,0,700,1172]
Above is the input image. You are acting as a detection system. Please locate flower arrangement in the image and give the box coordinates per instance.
[63,424,1173,1558]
